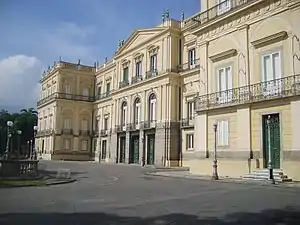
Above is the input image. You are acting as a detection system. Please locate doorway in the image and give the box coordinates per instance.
[101,140,107,160]
[42,140,45,154]
[262,113,281,169]
[119,136,126,163]
[129,135,139,164]
[147,134,155,165]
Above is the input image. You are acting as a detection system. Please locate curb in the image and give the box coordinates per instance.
[145,172,300,189]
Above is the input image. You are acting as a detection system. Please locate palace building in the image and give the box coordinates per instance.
[36,0,300,181]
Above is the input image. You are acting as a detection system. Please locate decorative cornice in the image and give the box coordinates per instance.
[147,44,159,55]
[251,31,288,49]
[133,52,144,61]
[121,59,130,67]
[105,76,112,82]
[209,49,237,62]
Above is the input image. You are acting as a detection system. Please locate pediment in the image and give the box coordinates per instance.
[115,27,167,57]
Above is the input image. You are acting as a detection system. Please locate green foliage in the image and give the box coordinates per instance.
[0,108,37,154]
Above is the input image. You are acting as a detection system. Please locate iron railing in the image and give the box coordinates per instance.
[131,76,143,84]
[127,122,142,131]
[142,120,156,129]
[61,129,73,135]
[37,92,94,106]
[119,80,130,88]
[184,0,257,31]
[195,74,300,111]
[100,129,111,136]
[181,118,194,128]
[178,59,200,72]
[95,92,111,101]
[146,69,158,79]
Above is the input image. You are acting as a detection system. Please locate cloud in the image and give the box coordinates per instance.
[0,55,43,108]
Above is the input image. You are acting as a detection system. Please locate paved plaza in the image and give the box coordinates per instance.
[1,161,300,224]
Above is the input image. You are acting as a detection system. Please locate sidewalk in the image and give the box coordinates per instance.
[146,171,300,188]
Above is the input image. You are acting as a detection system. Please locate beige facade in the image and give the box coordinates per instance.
[36,0,300,180]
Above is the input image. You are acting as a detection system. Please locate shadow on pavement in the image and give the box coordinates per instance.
[1,206,299,224]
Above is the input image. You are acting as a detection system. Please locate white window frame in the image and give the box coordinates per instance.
[188,48,196,68]
[104,117,108,130]
[217,0,232,15]
[64,118,71,129]
[187,101,194,126]
[150,54,157,72]
[81,140,88,151]
[136,61,142,77]
[186,134,194,151]
[217,120,229,147]
[63,139,71,150]
[135,102,141,129]
[217,66,233,103]
[64,83,72,99]
[149,98,156,122]
[122,105,127,130]
[261,51,282,96]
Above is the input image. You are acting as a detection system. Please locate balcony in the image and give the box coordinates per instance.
[92,130,99,137]
[37,92,94,107]
[146,69,158,79]
[95,92,111,101]
[181,118,194,128]
[119,80,130,88]
[115,124,127,133]
[131,76,143,84]
[178,59,200,72]
[79,130,90,136]
[142,120,156,129]
[184,0,257,32]
[62,129,73,135]
[195,74,300,112]
[128,122,141,131]
[100,129,110,137]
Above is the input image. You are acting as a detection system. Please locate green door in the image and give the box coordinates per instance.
[147,134,155,165]
[119,137,126,163]
[263,114,281,169]
[129,136,139,164]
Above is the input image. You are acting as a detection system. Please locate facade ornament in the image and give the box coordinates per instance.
[47,66,50,71]
[59,56,62,62]
[162,11,165,22]
[181,10,185,22]
[165,10,170,19]
[105,57,108,63]
[77,59,81,65]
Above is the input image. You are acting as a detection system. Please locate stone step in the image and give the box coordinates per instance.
[242,169,292,183]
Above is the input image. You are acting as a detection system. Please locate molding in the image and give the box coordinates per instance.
[209,48,237,62]
[147,44,159,55]
[251,31,288,49]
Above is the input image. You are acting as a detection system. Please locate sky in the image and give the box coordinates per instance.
[0,0,199,112]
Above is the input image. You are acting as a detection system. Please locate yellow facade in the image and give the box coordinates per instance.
[36,0,300,180]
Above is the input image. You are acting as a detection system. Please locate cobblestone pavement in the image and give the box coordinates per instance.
[1,161,300,224]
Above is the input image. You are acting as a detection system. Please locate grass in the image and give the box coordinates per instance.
[0,179,46,188]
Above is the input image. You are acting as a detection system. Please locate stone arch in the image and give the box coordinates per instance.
[250,17,291,42]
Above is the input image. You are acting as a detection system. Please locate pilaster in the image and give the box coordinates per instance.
[125,131,130,163]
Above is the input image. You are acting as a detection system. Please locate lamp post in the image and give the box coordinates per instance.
[32,126,38,160]
[212,121,219,180]
[267,115,275,184]
[4,121,14,159]
[17,130,22,157]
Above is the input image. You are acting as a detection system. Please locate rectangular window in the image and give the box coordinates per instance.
[217,120,229,146]
[47,88,51,96]
[188,48,196,67]
[122,106,127,126]
[65,84,71,99]
[135,103,141,123]
[150,99,156,121]
[123,67,129,81]
[136,61,142,77]
[95,119,99,131]
[106,83,110,97]
[150,55,157,71]
[81,119,88,130]
[64,139,71,150]
[49,117,52,129]
[81,140,88,151]
[217,66,232,103]
[217,0,231,15]
[187,101,194,119]
[97,86,102,96]
[186,134,194,151]
[104,117,108,130]
[63,118,71,129]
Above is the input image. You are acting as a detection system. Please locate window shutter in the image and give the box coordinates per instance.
[273,53,281,79]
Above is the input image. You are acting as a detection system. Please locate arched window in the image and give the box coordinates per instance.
[64,82,72,99]
[149,94,156,122]
[121,101,127,127]
[134,98,141,125]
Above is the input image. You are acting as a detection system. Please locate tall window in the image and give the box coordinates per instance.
[104,117,108,130]
[63,139,71,150]
[188,48,196,67]
[217,66,232,103]
[186,134,194,151]
[121,102,127,126]
[97,86,102,96]
[262,52,282,95]
[81,119,88,130]
[217,0,231,15]
[81,140,88,151]
[123,67,129,82]
[187,101,194,119]
[63,118,71,129]
[106,83,111,97]
[136,61,142,77]
[149,94,156,122]
[217,120,229,146]
[47,87,51,96]
[64,83,71,99]
[82,87,89,100]
[150,55,157,72]
[52,84,57,93]
[134,98,141,124]
[49,117,53,129]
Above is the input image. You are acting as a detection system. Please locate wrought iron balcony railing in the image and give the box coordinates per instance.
[142,120,156,129]
[178,59,200,72]
[184,0,257,31]
[146,69,158,79]
[195,74,300,112]
[95,92,111,101]
[119,80,130,88]
[127,122,141,131]
[62,129,73,135]
[100,129,111,136]
[131,76,143,84]
[181,118,194,128]
[93,130,99,137]
[115,124,127,132]
[37,92,94,106]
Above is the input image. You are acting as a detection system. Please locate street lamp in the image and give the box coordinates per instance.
[212,121,219,180]
[4,121,14,159]
[17,130,22,157]
[32,126,38,160]
[267,115,275,184]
